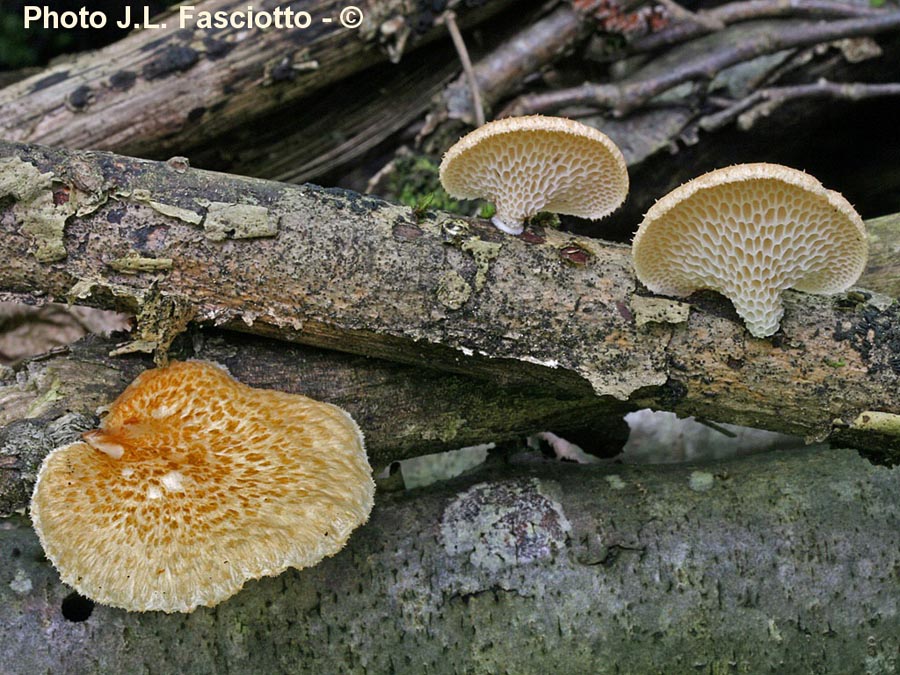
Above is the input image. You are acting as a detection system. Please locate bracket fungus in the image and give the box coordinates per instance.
[30,360,374,613]
[632,163,868,338]
[439,115,629,235]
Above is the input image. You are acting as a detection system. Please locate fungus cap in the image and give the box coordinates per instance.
[632,163,867,337]
[30,360,374,613]
[439,115,629,235]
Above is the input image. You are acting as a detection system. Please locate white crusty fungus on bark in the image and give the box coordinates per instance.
[439,115,629,235]
[30,360,374,613]
[632,163,868,338]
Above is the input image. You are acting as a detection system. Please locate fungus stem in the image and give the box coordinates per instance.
[491,215,524,236]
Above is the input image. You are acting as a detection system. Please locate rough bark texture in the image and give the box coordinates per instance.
[1,140,898,449]
[0,331,629,517]
[0,0,514,158]
[2,447,900,673]
[865,213,900,298]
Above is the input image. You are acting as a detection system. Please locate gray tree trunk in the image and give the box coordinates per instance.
[1,446,899,673]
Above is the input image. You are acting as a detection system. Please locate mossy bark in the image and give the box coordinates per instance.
[2,447,900,673]
[1,140,898,452]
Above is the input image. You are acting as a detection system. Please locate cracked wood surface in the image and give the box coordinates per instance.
[0,140,898,448]
[2,447,900,672]
[0,0,513,159]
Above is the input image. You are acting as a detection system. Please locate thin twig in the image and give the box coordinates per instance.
[441,10,485,127]
[441,6,583,123]
[699,78,900,132]
[501,12,900,117]
[629,0,886,53]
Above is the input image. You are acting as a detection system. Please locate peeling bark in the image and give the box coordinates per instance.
[1,448,900,673]
[0,141,898,450]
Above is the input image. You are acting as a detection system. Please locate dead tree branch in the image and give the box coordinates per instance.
[3,448,900,671]
[440,11,486,126]
[440,5,585,124]
[629,0,886,53]
[698,78,900,132]
[0,330,631,517]
[0,0,515,159]
[0,141,898,450]
[501,12,900,116]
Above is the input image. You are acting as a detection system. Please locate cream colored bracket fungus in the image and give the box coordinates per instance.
[632,163,868,338]
[439,115,629,235]
[30,360,374,613]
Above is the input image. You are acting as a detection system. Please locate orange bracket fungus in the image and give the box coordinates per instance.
[30,360,374,613]
[439,115,629,235]
[631,163,868,338]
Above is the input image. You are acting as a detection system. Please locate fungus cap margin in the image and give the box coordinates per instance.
[439,115,629,235]
[30,360,375,613]
[631,163,868,337]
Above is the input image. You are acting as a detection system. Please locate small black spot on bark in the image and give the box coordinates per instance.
[132,224,169,248]
[726,356,744,370]
[109,70,137,91]
[143,45,200,80]
[30,71,69,93]
[61,593,94,622]
[106,205,126,223]
[770,333,787,349]
[320,186,384,216]
[187,107,207,122]
[203,37,233,60]
[67,85,93,110]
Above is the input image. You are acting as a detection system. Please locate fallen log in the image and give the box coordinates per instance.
[0,0,515,158]
[0,140,897,450]
[1,447,898,672]
[0,330,629,517]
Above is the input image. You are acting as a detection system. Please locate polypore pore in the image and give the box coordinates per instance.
[30,360,374,613]
[632,163,868,337]
[439,115,629,235]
